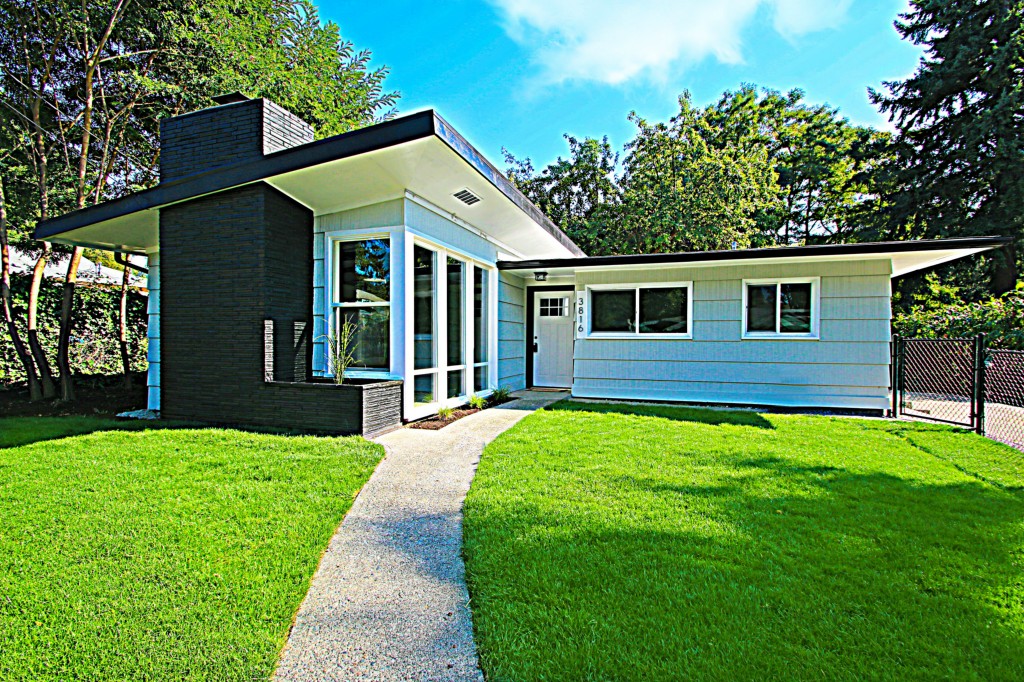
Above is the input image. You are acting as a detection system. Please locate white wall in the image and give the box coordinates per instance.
[572,259,893,411]
[146,251,160,411]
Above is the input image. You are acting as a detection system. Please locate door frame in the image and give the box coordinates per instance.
[525,284,576,389]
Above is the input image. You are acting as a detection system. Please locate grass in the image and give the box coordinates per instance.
[0,417,383,681]
[464,402,1024,680]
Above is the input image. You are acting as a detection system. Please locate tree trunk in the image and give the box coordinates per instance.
[26,245,57,398]
[0,175,42,401]
[118,260,131,389]
[56,246,83,401]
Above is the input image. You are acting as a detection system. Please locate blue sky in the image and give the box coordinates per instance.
[320,0,923,169]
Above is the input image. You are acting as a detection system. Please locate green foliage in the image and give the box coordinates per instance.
[468,394,487,410]
[506,86,883,256]
[0,274,147,384]
[321,316,358,384]
[869,0,1024,288]
[0,417,383,679]
[489,386,512,404]
[436,406,455,420]
[893,280,1024,349]
[465,402,1024,679]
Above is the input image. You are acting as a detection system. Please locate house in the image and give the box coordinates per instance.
[34,95,1009,435]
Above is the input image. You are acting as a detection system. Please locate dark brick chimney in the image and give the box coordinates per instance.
[159,97,314,183]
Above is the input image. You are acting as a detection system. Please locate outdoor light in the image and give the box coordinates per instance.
[534,271,548,281]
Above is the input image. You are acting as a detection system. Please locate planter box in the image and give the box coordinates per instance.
[260,378,403,437]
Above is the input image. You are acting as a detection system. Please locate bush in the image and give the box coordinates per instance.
[893,282,1024,349]
[0,273,149,385]
[469,394,487,410]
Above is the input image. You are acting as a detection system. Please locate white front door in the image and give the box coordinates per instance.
[532,291,574,388]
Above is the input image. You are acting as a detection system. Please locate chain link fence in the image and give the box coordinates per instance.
[893,335,1024,450]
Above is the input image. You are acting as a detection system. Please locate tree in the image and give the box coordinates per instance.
[870,0,1024,292]
[0,0,399,401]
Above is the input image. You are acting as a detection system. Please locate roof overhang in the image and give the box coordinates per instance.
[33,110,584,259]
[497,237,1012,279]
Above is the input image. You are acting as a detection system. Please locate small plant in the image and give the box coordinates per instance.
[489,385,512,404]
[320,316,359,384]
[468,394,487,410]
[437,406,455,420]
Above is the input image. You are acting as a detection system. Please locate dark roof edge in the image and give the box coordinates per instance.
[430,113,585,257]
[497,236,1013,271]
[34,110,439,240]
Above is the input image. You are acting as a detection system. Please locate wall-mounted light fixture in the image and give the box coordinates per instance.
[534,271,548,282]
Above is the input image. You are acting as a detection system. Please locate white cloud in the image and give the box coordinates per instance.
[489,0,852,85]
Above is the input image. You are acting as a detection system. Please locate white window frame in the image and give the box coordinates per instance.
[584,282,693,340]
[405,234,498,420]
[741,277,820,340]
[324,230,398,378]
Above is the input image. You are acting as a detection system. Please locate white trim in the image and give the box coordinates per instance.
[404,226,498,267]
[741,277,821,340]
[583,281,694,340]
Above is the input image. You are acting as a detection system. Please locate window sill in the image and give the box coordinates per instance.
[741,334,819,341]
[584,333,693,340]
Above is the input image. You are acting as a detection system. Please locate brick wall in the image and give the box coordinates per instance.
[160,99,314,183]
[159,182,401,435]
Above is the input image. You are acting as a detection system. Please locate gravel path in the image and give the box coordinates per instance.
[274,390,566,682]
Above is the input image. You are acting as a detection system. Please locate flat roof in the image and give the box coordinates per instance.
[33,108,585,258]
[497,236,1012,278]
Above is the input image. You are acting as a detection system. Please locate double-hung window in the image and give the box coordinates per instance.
[332,238,391,370]
[588,283,692,338]
[742,278,819,339]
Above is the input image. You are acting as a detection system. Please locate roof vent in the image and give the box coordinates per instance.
[453,188,481,206]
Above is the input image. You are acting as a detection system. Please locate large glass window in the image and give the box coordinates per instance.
[473,267,490,392]
[744,280,816,337]
[332,239,390,370]
[589,285,691,337]
[413,245,436,404]
[447,257,466,399]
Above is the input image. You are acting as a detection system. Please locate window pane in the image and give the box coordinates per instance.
[780,283,812,333]
[639,287,688,334]
[338,239,389,303]
[746,285,777,332]
[414,373,435,405]
[447,369,465,399]
[474,268,489,363]
[339,307,390,369]
[447,257,465,366]
[474,366,489,393]
[414,246,435,370]
[591,290,635,333]
[540,297,568,317]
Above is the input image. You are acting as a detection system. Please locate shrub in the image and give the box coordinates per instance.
[1,273,148,385]
[469,394,487,410]
[489,386,512,404]
[893,282,1024,349]
[437,406,455,420]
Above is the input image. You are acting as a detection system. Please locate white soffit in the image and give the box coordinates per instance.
[47,210,158,254]
[267,137,577,260]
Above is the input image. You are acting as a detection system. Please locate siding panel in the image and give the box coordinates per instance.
[497,272,526,390]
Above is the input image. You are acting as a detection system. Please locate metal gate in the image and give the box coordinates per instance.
[891,335,986,434]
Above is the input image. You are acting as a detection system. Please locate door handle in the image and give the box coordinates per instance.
[532,342,539,353]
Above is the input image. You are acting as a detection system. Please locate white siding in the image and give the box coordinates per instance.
[146,252,160,411]
[572,259,893,411]
[498,272,527,390]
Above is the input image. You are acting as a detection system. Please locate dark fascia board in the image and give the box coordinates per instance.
[34,109,585,257]
[497,236,1013,271]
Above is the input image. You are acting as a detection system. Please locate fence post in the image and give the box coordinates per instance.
[974,333,986,436]
[891,335,900,419]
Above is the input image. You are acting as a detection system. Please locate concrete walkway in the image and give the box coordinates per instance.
[275,390,566,682]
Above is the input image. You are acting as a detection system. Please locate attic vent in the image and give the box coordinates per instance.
[453,188,481,206]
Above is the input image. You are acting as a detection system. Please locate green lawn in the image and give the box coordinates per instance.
[464,402,1024,680]
[0,417,383,681]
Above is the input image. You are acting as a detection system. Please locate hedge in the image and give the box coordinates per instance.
[0,273,148,385]
[892,284,1024,350]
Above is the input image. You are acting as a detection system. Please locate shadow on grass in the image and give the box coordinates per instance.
[466,453,1024,679]
[549,399,775,429]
